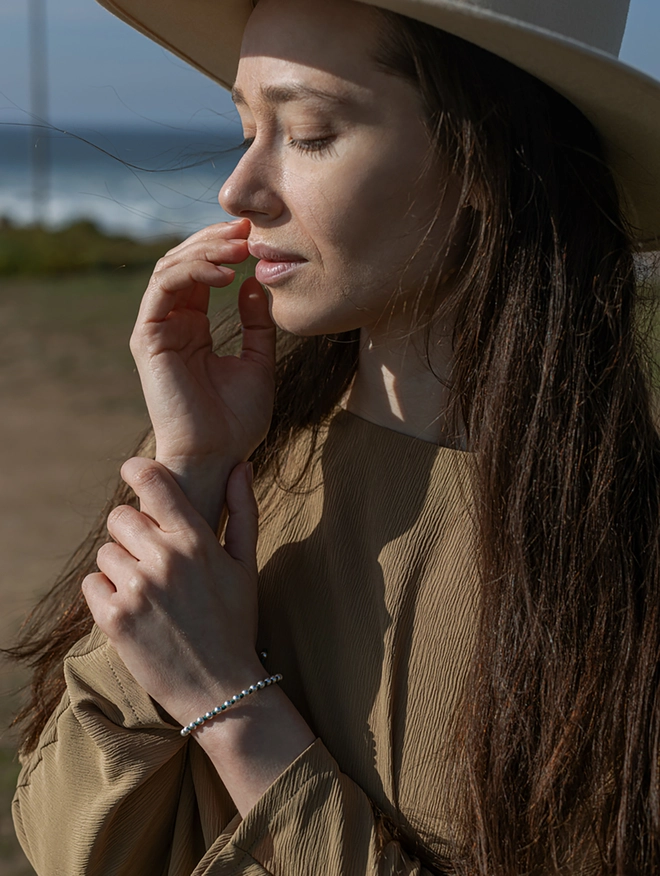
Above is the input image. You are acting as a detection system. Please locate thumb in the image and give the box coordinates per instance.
[223,462,259,574]
[238,277,276,377]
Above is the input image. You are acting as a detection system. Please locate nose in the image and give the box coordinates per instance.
[218,147,285,221]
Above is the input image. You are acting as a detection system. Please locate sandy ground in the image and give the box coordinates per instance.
[0,259,243,873]
[0,271,151,874]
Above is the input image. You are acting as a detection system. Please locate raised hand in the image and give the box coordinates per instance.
[129,217,276,528]
[82,457,266,725]
[83,456,317,818]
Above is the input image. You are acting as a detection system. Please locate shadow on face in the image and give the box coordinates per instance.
[219,0,464,339]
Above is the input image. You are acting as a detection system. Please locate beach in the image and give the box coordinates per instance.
[0,125,242,237]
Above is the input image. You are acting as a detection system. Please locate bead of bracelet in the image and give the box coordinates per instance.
[180,673,283,737]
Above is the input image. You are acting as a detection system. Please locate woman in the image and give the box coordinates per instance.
[10,0,660,872]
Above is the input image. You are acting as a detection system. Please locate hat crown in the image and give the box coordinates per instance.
[459,0,630,56]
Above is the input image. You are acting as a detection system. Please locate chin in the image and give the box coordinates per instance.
[269,306,361,337]
[267,293,362,337]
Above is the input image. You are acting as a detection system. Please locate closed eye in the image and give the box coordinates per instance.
[239,136,336,157]
[288,137,336,156]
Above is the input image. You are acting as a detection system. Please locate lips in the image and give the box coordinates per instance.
[247,240,309,285]
[247,241,307,263]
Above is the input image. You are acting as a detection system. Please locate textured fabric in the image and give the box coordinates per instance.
[13,408,480,875]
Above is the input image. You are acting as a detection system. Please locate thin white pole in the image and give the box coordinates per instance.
[28,0,50,224]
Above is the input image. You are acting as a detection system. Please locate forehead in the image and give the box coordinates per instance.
[237,0,386,96]
[231,76,365,112]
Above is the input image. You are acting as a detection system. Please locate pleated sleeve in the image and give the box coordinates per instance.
[13,624,440,876]
[12,624,236,876]
[194,737,439,876]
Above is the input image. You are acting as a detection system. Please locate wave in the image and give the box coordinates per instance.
[0,126,242,238]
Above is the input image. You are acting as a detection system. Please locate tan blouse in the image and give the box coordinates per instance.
[12,408,480,875]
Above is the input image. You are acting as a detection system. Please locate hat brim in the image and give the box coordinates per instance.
[97,0,660,250]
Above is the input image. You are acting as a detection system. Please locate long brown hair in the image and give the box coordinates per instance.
[7,10,660,874]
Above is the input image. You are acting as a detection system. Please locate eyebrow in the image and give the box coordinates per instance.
[231,82,355,108]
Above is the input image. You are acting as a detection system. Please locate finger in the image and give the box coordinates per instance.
[138,260,237,326]
[238,278,276,375]
[223,463,259,574]
[81,571,116,621]
[106,504,161,563]
[163,218,250,258]
[120,457,201,534]
[157,237,249,274]
[96,536,140,588]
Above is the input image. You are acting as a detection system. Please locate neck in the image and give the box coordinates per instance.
[342,316,464,448]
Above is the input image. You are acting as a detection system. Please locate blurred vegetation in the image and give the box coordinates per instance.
[0,217,182,277]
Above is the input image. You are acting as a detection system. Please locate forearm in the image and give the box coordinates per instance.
[181,679,317,818]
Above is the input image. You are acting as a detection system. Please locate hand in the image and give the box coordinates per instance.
[81,456,266,725]
[130,217,276,520]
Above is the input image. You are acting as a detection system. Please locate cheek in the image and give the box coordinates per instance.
[268,136,445,335]
[301,142,435,279]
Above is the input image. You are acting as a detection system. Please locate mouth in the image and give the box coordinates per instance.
[254,259,308,285]
[248,241,308,286]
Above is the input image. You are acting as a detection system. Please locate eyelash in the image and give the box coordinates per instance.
[239,136,335,157]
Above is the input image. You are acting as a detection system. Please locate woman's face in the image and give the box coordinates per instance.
[219,0,460,337]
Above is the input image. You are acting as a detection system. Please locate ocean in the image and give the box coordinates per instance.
[0,124,245,239]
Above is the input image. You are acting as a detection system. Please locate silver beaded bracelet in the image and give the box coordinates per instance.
[180,673,283,737]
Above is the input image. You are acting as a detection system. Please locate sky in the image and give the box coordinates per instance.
[0,0,659,132]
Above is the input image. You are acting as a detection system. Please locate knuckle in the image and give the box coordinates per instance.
[122,456,160,488]
[105,601,132,636]
[126,570,150,597]
[128,329,141,352]
[132,460,161,487]
[107,505,131,527]
[96,541,115,562]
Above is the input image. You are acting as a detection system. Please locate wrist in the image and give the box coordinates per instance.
[155,454,239,531]
[167,656,269,728]
[155,452,239,480]
[190,681,317,818]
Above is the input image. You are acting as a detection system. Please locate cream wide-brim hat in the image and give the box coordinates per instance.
[96,0,660,250]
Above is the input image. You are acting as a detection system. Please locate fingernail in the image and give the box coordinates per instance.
[245,462,254,486]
